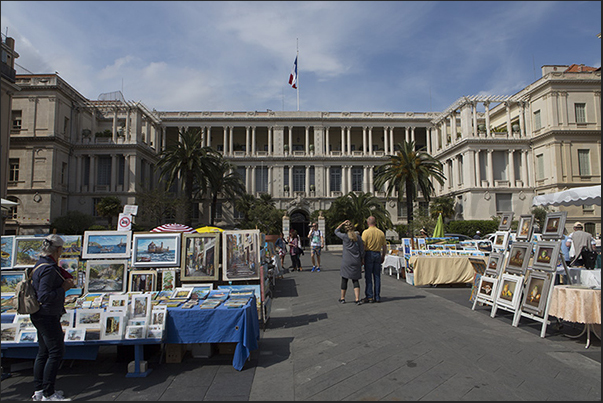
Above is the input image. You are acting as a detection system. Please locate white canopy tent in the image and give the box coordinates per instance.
[532,185,601,207]
[1,198,19,211]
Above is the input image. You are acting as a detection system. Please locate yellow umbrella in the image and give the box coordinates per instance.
[195,226,224,233]
[432,213,445,238]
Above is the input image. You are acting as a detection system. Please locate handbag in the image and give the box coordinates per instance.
[579,247,598,269]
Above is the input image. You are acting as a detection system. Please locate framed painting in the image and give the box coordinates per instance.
[13,236,45,268]
[18,329,38,343]
[484,253,505,278]
[468,258,486,276]
[12,314,34,331]
[492,231,510,252]
[82,230,131,259]
[498,212,514,231]
[59,235,82,257]
[180,233,220,282]
[223,229,261,281]
[496,273,523,311]
[75,308,103,329]
[532,241,561,272]
[170,287,193,300]
[541,211,567,240]
[60,309,75,329]
[125,325,146,340]
[128,270,157,292]
[150,307,167,327]
[521,269,553,316]
[85,259,127,294]
[477,276,498,302]
[1,235,16,268]
[58,257,80,279]
[516,214,535,242]
[146,325,164,339]
[1,270,25,296]
[132,232,181,268]
[100,310,127,340]
[107,294,129,311]
[1,323,19,342]
[160,269,177,292]
[504,242,532,276]
[64,328,86,342]
[130,293,152,320]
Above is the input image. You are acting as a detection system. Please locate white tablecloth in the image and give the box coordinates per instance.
[556,268,601,287]
[382,254,406,279]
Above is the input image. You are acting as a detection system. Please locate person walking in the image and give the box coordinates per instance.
[308,222,325,272]
[275,232,288,272]
[566,222,596,268]
[30,234,75,401]
[288,229,303,271]
[335,220,365,305]
[361,216,387,303]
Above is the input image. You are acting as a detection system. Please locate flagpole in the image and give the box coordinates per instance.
[296,39,299,111]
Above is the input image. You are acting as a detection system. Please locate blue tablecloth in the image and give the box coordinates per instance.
[165,296,260,371]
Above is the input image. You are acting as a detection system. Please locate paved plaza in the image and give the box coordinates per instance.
[1,250,600,401]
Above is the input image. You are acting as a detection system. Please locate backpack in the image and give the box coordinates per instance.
[15,263,51,315]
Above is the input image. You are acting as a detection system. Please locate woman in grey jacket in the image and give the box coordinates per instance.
[335,220,365,305]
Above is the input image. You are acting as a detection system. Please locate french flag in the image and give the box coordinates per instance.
[288,56,297,89]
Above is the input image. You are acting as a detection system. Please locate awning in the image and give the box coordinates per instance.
[531,185,601,207]
[1,198,19,211]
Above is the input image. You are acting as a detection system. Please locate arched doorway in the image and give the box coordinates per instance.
[289,209,310,247]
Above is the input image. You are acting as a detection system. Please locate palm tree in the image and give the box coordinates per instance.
[95,196,122,228]
[234,193,256,223]
[155,128,218,226]
[430,196,455,220]
[206,158,246,226]
[325,191,392,235]
[374,140,445,234]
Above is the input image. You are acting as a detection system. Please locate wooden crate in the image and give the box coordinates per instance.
[217,342,237,355]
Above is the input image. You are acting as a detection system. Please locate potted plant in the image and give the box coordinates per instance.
[310,184,316,192]
[283,144,289,152]
[284,185,290,192]
[309,144,314,152]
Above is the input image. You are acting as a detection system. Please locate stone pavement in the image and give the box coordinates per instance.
[1,250,600,401]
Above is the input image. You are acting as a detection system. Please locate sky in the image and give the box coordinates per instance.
[1,1,601,113]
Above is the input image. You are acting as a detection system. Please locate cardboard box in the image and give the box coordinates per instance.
[191,343,214,358]
[165,344,186,363]
[217,342,237,355]
[128,360,148,373]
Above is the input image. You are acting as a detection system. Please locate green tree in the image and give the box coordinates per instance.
[206,158,246,226]
[429,196,455,220]
[155,128,218,226]
[234,193,257,224]
[50,210,96,235]
[95,196,122,228]
[530,205,549,232]
[136,187,186,228]
[374,141,445,235]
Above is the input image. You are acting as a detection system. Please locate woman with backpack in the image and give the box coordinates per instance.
[30,234,75,401]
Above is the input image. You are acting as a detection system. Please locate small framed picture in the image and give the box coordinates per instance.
[532,241,561,272]
[125,325,146,340]
[150,308,167,327]
[128,270,157,293]
[75,308,104,329]
[64,328,86,342]
[160,269,178,292]
[477,276,498,302]
[59,235,82,258]
[130,293,153,320]
[107,294,129,311]
[541,211,567,240]
[1,323,19,342]
[170,287,193,300]
[82,230,132,259]
[60,309,76,329]
[492,231,510,252]
[131,232,181,268]
[18,329,38,343]
[100,311,127,340]
[13,236,45,268]
[85,259,127,294]
[516,214,535,242]
[504,242,532,276]
[496,273,523,311]
[498,212,514,231]
[181,233,220,282]
[12,314,34,331]
[58,257,80,280]
[1,271,25,296]
[1,235,16,268]
[484,253,505,278]
[146,325,164,339]
[521,269,553,316]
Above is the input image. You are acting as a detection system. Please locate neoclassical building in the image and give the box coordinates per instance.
[2,60,600,240]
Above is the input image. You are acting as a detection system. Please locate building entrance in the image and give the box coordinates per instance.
[290,210,310,247]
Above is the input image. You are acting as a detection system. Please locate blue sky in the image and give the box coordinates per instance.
[2,1,601,113]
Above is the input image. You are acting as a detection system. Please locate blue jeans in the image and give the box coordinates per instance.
[31,313,65,397]
[364,251,382,301]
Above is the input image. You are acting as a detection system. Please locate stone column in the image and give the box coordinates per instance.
[268,166,273,194]
[475,150,481,187]
[522,150,529,187]
[347,165,353,193]
[341,127,346,155]
[505,102,513,137]
[222,127,228,156]
[384,127,389,155]
[111,154,117,192]
[288,165,293,192]
[472,102,478,137]
[508,150,516,186]
[369,165,374,194]
[426,127,432,154]
[245,126,251,156]
[368,127,373,155]
[484,102,491,137]
[112,108,118,141]
[451,112,457,143]
[405,127,409,143]
[268,127,273,155]
[252,126,257,156]
[487,150,494,187]
[325,127,330,155]
[251,166,256,195]
[288,126,293,154]
[229,126,234,155]
[389,126,394,153]
[305,126,310,155]
[362,127,367,155]
[518,103,526,138]
[326,166,331,196]
[466,150,476,187]
[305,165,310,193]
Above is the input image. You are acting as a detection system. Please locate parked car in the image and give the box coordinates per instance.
[443,233,472,241]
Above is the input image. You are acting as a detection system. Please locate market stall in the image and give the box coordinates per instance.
[409,255,483,286]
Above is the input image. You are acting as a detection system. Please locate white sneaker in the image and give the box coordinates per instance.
[41,392,70,401]
[32,390,44,401]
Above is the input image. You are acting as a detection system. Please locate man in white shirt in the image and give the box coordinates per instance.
[308,222,324,272]
[566,222,596,267]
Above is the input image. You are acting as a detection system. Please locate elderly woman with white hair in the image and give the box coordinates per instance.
[30,234,75,401]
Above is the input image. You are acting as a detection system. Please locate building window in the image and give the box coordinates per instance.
[118,156,125,186]
[83,157,90,186]
[292,167,305,192]
[575,103,586,124]
[234,206,245,220]
[283,167,289,187]
[584,222,596,236]
[536,154,544,180]
[330,167,342,192]
[351,167,363,191]
[495,193,512,212]
[255,166,269,193]
[213,202,223,220]
[63,117,70,134]
[533,110,541,131]
[310,166,315,187]
[9,159,19,182]
[11,110,22,130]
[578,149,590,176]
[61,162,67,185]
[97,156,112,186]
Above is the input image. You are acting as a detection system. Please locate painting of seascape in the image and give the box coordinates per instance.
[83,231,131,259]
[132,233,181,268]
